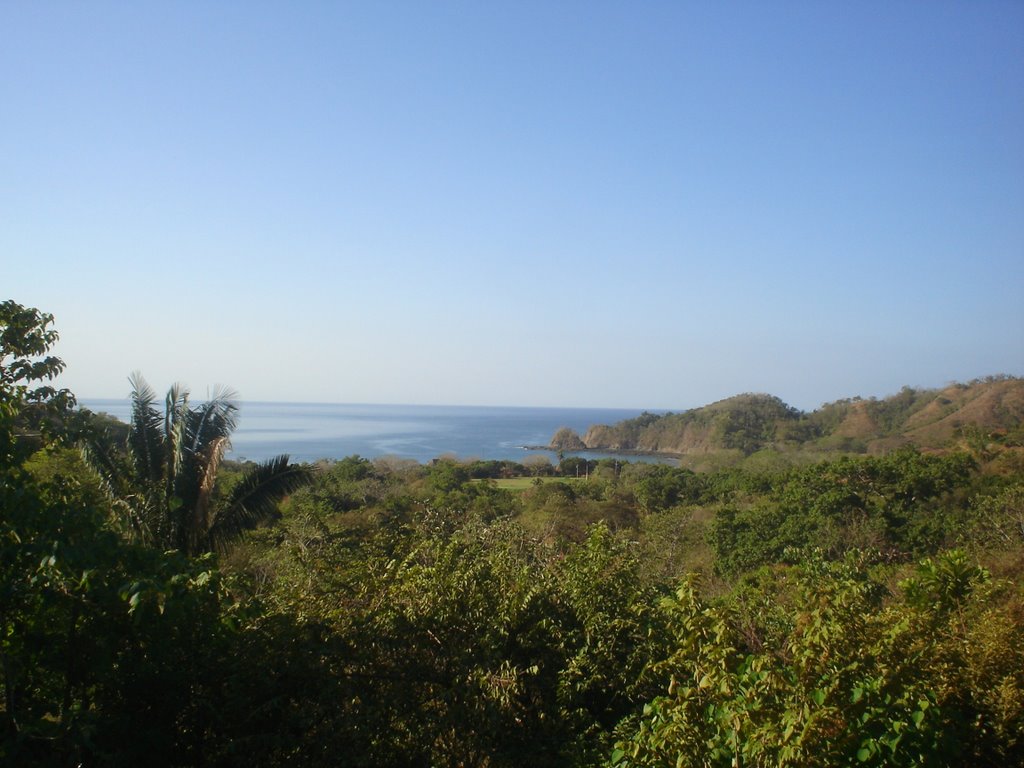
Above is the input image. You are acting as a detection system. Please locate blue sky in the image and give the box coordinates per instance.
[3,2,1022,410]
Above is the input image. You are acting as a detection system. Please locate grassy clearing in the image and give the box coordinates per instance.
[486,476,590,492]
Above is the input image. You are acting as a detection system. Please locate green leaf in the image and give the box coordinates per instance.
[857,747,871,761]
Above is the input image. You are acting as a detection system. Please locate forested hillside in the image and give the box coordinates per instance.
[551,378,1024,468]
[4,300,1023,767]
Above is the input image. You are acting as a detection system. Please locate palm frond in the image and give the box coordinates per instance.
[206,455,313,553]
[77,406,165,545]
[187,385,238,456]
[128,372,164,485]
[192,435,230,554]
[119,493,165,547]
[78,431,124,499]
[164,383,189,502]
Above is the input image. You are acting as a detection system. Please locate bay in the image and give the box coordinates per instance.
[79,400,669,465]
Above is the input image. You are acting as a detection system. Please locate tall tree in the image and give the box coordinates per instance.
[86,373,312,555]
[0,300,75,464]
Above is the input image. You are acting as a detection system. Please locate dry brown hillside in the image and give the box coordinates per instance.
[902,378,1024,446]
[552,377,1024,460]
[832,402,881,440]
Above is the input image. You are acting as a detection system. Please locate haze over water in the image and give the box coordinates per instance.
[82,400,664,465]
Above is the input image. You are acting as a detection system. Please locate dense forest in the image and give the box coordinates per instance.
[3,299,1023,767]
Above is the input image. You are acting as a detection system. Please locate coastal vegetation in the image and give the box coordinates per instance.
[3,300,1023,766]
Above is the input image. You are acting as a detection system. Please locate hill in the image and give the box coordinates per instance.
[550,376,1024,463]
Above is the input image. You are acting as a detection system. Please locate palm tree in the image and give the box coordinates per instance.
[85,373,312,555]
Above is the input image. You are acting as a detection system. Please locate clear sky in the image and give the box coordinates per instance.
[3,1,1022,411]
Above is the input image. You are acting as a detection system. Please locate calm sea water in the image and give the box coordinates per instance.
[80,400,668,465]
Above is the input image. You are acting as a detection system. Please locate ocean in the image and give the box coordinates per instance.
[79,400,669,465]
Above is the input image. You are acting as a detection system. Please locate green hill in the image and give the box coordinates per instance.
[550,376,1024,463]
